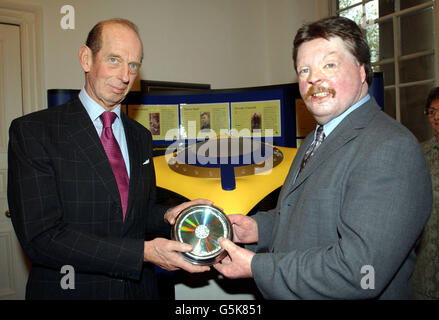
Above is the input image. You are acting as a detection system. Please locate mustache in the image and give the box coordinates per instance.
[304,86,336,100]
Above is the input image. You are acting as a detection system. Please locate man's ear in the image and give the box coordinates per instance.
[78,45,93,72]
[360,64,367,84]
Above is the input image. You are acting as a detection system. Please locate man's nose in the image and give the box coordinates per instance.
[118,63,130,83]
[307,68,324,85]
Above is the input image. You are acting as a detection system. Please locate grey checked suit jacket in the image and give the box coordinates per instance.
[7,97,170,299]
[250,98,432,299]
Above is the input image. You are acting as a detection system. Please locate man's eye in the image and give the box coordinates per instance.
[129,63,138,70]
[299,68,309,74]
[325,63,336,68]
[109,57,118,63]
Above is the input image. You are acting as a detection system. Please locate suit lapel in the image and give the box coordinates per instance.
[281,98,381,201]
[277,135,312,199]
[121,113,142,223]
[292,126,358,187]
[63,98,122,214]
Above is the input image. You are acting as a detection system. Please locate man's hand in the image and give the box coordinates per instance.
[228,214,258,244]
[144,238,210,273]
[213,238,254,279]
[164,198,214,225]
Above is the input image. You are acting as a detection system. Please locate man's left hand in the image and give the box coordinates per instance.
[164,198,214,225]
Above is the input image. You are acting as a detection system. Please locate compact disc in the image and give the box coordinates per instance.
[172,205,232,265]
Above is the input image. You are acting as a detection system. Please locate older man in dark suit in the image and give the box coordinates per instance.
[7,18,210,300]
[209,16,432,299]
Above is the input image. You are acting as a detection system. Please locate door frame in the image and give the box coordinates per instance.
[0,3,45,114]
[0,2,44,299]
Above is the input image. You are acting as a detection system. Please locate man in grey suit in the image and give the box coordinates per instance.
[211,16,432,299]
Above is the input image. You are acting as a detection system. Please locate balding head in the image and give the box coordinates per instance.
[85,18,143,62]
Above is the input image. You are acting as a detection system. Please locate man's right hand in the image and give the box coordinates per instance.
[227,214,258,244]
[143,238,210,273]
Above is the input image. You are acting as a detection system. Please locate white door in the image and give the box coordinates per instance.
[0,23,30,300]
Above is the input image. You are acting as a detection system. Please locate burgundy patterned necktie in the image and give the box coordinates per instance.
[297,125,325,176]
[100,111,129,220]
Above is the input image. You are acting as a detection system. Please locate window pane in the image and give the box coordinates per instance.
[379,0,395,16]
[376,63,395,86]
[378,19,393,60]
[365,0,379,21]
[366,23,379,63]
[384,88,396,119]
[338,0,362,10]
[339,4,363,25]
[400,0,431,10]
[400,7,434,56]
[399,54,435,84]
[400,84,435,142]
[361,1,380,63]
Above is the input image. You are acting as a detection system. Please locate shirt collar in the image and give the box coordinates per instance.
[79,86,121,122]
[318,94,370,138]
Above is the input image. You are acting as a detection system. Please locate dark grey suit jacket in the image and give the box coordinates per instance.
[7,97,170,299]
[250,98,432,299]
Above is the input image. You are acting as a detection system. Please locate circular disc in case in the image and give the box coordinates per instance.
[172,205,232,265]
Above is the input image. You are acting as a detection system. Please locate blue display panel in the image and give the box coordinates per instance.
[125,83,300,148]
[369,72,384,110]
[47,89,80,107]
[47,73,384,150]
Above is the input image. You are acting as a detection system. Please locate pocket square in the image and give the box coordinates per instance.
[143,159,150,165]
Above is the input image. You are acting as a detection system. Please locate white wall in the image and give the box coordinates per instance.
[264,0,330,84]
[3,0,328,94]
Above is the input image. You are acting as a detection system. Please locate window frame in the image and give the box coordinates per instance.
[330,0,439,123]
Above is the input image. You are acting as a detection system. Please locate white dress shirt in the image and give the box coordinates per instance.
[78,88,130,177]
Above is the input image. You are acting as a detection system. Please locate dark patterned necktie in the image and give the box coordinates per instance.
[298,125,325,176]
[100,111,129,220]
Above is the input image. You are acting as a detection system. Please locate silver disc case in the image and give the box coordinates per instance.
[172,205,232,265]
